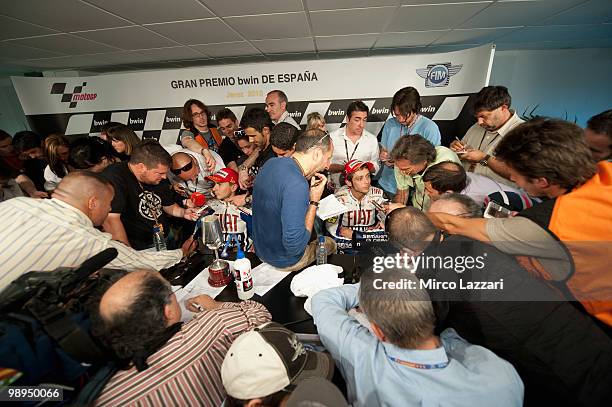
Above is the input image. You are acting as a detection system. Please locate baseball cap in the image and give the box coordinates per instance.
[221,322,334,400]
[344,159,374,175]
[206,167,238,184]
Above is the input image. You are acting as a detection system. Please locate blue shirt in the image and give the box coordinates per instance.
[379,116,441,194]
[252,157,311,267]
[312,284,524,407]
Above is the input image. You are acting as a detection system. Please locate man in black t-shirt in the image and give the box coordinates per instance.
[102,140,199,250]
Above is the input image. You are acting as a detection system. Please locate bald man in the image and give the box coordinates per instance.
[169,149,223,201]
[428,192,483,218]
[0,171,189,290]
[93,270,271,407]
[384,192,482,220]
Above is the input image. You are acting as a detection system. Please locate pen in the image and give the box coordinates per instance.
[194,303,204,312]
[455,137,467,153]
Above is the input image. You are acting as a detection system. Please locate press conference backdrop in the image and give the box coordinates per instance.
[11,44,495,146]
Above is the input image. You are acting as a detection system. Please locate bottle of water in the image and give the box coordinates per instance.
[234,246,254,300]
[153,225,167,251]
[316,235,327,265]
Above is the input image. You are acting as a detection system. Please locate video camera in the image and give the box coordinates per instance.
[0,248,119,393]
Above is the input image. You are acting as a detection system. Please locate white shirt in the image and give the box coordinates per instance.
[462,173,532,208]
[0,197,182,290]
[165,146,225,200]
[461,111,524,184]
[274,111,300,129]
[326,186,387,252]
[208,199,253,251]
[43,165,64,191]
[329,127,380,189]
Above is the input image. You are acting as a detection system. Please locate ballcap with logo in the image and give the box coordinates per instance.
[344,159,374,175]
[206,167,238,184]
[221,322,334,400]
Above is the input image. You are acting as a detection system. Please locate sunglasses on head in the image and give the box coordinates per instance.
[171,160,193,176]
[307,132,330,150]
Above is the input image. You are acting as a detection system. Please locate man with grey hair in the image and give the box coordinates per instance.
[391,134,460,210]
[428,192,482,218]
[265,90,300,129]
[312,265,524,406]
[386,207,612,406]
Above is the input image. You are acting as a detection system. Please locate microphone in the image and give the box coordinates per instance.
[190,192,206,207]
[0,248,119,310]
[63,247,119,289]
[191,194,214,238]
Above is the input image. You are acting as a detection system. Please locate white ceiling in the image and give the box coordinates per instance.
[0,0,610,74]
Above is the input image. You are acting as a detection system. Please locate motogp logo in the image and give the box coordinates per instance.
[50,82,97,108]
[416,63,463,88]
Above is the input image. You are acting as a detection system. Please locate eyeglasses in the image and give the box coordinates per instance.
[191,111,206,119]
[233,128,247,138]
[307,132,331,150]
[399,166,418,175]
[454,211,477,218]
[171,160,193,175]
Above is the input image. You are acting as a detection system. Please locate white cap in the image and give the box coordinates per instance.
[221,322,334,400]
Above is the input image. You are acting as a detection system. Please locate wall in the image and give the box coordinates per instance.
[490,48,612,126]
[1,47,611,135]
[0,77,28,135]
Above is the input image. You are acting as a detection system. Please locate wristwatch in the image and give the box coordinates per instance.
[309,200,319,207]
[479,154,491,167]
[245,195,252,205]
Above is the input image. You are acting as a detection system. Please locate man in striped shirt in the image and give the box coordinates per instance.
[93,270,271,406]
[0,171,186,290]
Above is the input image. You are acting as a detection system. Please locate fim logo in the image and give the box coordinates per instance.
[50,82,97,108]
[416,63,462,88]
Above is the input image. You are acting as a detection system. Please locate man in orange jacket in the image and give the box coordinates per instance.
[428,118,612,329]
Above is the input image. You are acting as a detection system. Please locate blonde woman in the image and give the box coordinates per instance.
[43,134,70,191]
[306,112,328,132]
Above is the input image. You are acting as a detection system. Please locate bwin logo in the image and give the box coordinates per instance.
[50,82,97,108]
[416,63,462,88]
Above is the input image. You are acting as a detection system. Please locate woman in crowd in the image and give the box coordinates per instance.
[306,111,328,132]
[43,134,70,191]
[235,133,258,167]
[69,136,117,172]
[98,121,123,142]
[107,124,141,161]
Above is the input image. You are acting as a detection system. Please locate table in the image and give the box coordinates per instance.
[162,249,366,397]
[162,249,368,334]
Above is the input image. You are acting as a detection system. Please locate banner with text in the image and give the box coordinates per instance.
[11,44,495,146]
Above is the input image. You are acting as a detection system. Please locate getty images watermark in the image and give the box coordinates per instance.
[371,252,505,291]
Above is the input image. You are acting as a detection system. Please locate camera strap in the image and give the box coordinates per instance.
[26,297,106,364]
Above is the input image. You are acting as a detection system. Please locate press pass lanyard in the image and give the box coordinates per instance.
[344,139,360,162]
[387,355,449,370]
